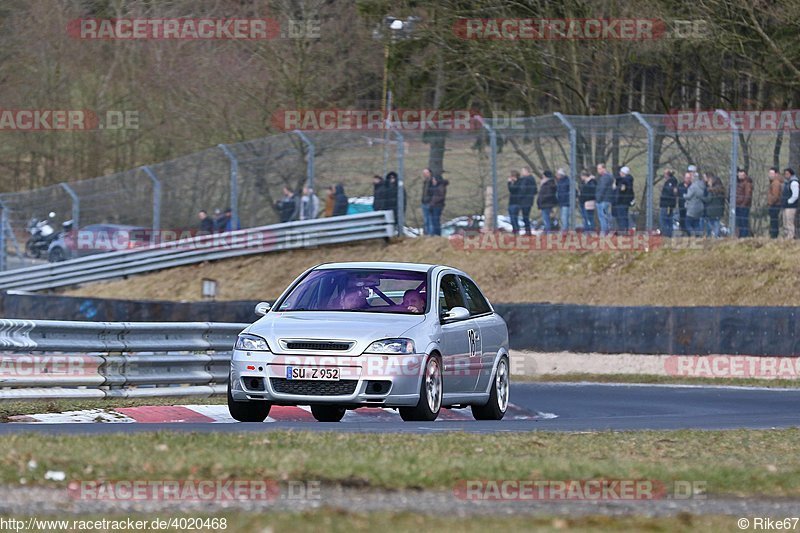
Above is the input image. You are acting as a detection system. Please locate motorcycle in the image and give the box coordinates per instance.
[25,212,58,259]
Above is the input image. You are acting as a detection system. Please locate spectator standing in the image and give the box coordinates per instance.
[659,169,678,237]
[324,186,335,217]
[384,171,403,223]
[614,166,634,233]
[767,167,783,239]
[684,173,706,236]
[507,170,524,234]
[537,170,557,232]
[595,163,614,234]
[518,167,537,235]
[704,174,725,238]
[276,187,297,223]
[297,186,320,221]
[782,168,799,239]
[332,184,349,216]
[222,208,240,232]
[420,168,434,235]
[372,175,385,212]
[735,168,753,237]
[579,170,597,232]
[213,208,226,233]
[556,168,571,232]
[198,210,214,234]
[427,174,448,236]
[677,172,692,236]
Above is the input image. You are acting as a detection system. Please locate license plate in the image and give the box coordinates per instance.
[285,366,340,381]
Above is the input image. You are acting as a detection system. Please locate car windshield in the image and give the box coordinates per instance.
[277,268,428,314]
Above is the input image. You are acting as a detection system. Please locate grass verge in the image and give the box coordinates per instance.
[0,511,743,532]
[512,373,800,388]
[2,429,800,497]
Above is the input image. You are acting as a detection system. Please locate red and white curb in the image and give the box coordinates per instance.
[9,404,555,424]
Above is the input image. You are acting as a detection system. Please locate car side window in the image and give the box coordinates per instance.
[459,276,491,315]
[438,274,465,315]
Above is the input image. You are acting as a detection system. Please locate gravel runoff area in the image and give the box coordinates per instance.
[0,485,797,518]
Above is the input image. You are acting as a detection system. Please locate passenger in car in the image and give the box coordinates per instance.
[402,290,425,313]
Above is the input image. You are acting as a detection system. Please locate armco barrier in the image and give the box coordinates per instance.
[2,294,798,357]
[0,210,396,292]
[0,319,247,400]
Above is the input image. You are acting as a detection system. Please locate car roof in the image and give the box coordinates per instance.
[315,261,459,274]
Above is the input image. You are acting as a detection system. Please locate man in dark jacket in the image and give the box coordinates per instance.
[384,171,403,224]
[735,168,753,237]
[332,184,348,216]
[594,163,614,234]
[555,168,571,232]
[579,170,597,232]
[677,171,692,236]
[518,167,537,235]
[537,170,557,232]
[507,170,524,234]
[782,168,800,239]
[372,175,385,212]
[659,169,679,237]
[427,174,448,236]
[198,210,214,234]
[614,166,634,233]
[275,187,298,223]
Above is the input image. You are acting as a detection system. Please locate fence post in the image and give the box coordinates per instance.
[632,112,655,232]
[292,130,315,190]
[554,113,577,230]
[59,183,80,229]
[714,110,739,236]
[390,127,405,231]
[0,200,6,272]
[474,115,499,231]
[217,144,239,229]
[140,166,161,244]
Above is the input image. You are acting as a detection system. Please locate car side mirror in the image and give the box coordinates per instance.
[254,301,271,316]
[442,306,470,322]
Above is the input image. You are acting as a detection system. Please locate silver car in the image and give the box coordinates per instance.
[228,261,510,422]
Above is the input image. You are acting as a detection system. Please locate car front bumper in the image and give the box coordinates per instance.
[229,349,426,407]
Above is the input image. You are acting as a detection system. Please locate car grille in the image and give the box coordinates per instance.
[283,341,353,351]
[270,378,358,396]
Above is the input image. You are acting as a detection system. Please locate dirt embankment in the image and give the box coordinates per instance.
[63,237,800,306]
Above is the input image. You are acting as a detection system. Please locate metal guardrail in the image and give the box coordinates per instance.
[0,210,396,292]
[0,319,247,400]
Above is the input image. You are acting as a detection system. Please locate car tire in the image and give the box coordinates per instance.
[399,354,442,422]
[48,247,65,263]
[310,405,346,422]
[471,356,509,421]
[227,380,270,422]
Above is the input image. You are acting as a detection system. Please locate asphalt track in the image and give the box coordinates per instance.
[2,382,800,435]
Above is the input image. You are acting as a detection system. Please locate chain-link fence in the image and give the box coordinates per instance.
[0,112,795,270]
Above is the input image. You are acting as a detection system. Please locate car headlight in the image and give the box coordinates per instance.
[235,333,271,351]
[364,338,415,354]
